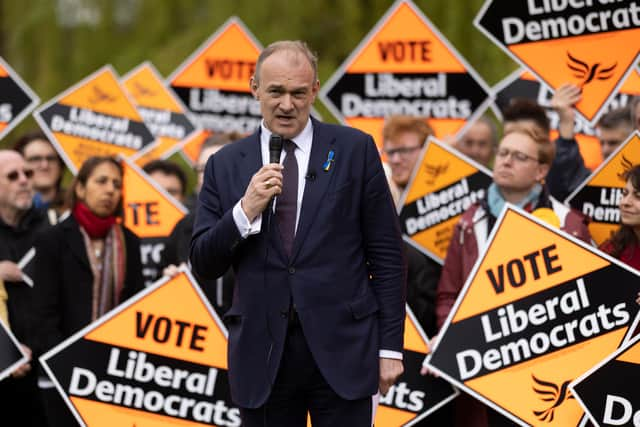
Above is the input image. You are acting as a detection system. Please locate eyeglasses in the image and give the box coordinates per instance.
[383,146,421,158]
[25,154,58,164]
[496,147,539,163]
[5,169,34,182]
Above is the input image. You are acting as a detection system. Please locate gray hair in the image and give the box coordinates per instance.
[253,40,318,87]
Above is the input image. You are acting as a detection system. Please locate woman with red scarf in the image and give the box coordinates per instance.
[32,156,144,427]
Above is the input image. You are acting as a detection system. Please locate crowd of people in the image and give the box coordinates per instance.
[1,42,640,426]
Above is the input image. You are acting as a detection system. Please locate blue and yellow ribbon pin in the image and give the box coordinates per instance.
[323,150,335,172]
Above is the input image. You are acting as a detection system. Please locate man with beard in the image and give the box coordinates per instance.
[0,149,50,426]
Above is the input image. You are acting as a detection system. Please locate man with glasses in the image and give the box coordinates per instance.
[0,149,50,426]
[382,116,432,206]
[13,131,66,218]
[432,108,591,427]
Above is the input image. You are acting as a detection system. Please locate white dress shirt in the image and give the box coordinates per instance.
[231,119,402,361]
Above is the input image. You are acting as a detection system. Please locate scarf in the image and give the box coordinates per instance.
[78,223,127,320]
[487,183,543,219]
[73,201,116,239]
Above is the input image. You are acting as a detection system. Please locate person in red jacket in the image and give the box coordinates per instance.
[432,118,592,427]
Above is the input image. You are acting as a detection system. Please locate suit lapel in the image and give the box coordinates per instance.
[237,131,263,199]
[238,130,287,259]
[290,120,336,262]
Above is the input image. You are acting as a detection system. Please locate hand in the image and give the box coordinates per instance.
[379,358,403,396]
[551,83,581,140]
[241,164,284,222]
[11,344,32,378]
[420,333,439,376]
[162,263,186,278]
[0,261,22,282]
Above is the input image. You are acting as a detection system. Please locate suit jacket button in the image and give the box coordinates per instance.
[288,267,295,274]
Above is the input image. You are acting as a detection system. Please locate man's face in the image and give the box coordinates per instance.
[149,171,185,203]
[0,152,34,214]
[457,122,494,167]
[384,131,423,188]
[493,132,549,194]
[23,139,61,192]
[598,126,632,159]
[251,50,319,140]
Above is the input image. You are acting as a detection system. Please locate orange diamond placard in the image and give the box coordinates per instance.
[375,306,457,426]
[427,205,640,426]
[476,1,640,125]
[33,66,156,174]
[122,62,199,167]
[120,155,187,239]
[39,268,239,427]
[399,137,492,263]
[0,56,39,140]
[320,0,492,150]
[167,17,262,135]
[571,332,640,426]
[492,67,640,172]
[566,131,640,246]
[0,318,29,381]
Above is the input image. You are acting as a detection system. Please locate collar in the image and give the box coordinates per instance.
[259,118,313,155]
[0,207,44,233]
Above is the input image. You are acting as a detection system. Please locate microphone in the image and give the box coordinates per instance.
[267,134,283,216]
[269,134,283,164]
[305,169,316,182]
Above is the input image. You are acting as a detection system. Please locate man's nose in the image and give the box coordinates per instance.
[280,94,293,111]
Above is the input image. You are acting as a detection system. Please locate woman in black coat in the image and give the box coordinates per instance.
[32,156,144,426]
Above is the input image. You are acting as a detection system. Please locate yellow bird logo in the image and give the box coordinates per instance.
[617,155,634,181]
[423,162,448,186]
[88,85,117,105]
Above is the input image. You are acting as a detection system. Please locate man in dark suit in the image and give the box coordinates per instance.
[191,40,406,426]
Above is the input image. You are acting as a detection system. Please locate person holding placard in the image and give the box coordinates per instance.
[32,156,145,427]
[434,105,592,427]
[0,149,51,427]
[600,165,640,271]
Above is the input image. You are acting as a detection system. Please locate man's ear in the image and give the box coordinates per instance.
[536,162,551,183]
[250,76,259,99]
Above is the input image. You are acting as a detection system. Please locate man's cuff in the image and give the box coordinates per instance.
[232,200,262,238]
[379,349,403,360]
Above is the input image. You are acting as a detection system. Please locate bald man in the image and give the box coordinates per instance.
[0,150,49,426]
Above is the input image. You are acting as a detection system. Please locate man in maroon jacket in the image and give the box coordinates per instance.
[432,107,592,427]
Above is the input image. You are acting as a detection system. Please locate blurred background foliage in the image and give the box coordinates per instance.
[0,0,518,150]
[0,0,520,191]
